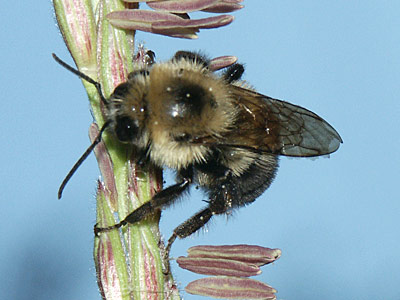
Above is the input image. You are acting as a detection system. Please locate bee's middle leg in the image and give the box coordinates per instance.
[94,168,193,234]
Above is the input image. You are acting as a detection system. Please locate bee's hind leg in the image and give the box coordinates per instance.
[162,183,233,274]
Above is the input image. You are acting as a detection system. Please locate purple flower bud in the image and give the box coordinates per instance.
[186,276,277,299]
[187,244,282,266]
[177,256,261,277]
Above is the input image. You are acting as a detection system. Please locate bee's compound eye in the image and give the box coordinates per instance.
[115,116,138,142]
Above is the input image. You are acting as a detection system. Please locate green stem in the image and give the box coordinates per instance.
[53,1,178,299]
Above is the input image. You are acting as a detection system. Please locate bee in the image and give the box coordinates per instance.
[53,51,342,257]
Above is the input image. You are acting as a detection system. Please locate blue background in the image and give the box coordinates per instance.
[1,1,399,299]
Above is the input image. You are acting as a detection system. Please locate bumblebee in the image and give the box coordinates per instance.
[54,51,342,256]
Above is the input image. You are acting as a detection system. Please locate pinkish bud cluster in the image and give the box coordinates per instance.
[107,0,243,39]
[178,244,281,299]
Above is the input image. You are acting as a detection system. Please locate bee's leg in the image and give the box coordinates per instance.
[163,183,232,273]
[223,63,245,83]
[94,168,193,235]
[164,207,214,258]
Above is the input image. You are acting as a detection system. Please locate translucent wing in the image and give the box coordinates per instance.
[223,86,343,157]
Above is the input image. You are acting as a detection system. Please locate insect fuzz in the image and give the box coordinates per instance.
[54,51,342,260]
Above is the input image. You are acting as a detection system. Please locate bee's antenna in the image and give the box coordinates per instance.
[52,53,108,105]
[58,121,111,199]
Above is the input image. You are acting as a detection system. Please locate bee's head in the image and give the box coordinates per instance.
[107,78,148,146]
[112,114,140,143]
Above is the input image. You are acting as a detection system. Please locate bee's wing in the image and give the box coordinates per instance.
[227,86,343,157]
